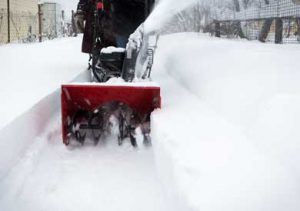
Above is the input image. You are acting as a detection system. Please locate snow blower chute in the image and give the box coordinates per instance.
[61,0,160,146]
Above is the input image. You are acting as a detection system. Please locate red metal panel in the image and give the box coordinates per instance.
[61,84,161,144]
[96,2,104,9]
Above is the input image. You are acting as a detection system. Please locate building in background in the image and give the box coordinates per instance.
[0,0,38,43]
[40,2,63,39]
[0,0,67,44]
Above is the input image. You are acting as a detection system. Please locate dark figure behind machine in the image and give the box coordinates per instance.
[74,0,155,53]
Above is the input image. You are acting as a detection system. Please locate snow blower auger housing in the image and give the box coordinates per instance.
[61,84,161,146]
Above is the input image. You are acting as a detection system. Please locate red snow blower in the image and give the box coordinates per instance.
[61,83,160,146]
[61,0,160,146]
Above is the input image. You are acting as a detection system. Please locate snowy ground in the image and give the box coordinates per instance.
[0,37,173,211]
[0,117,168,211]
[1,32,300,211]
[152,33,300,211]
[0,36,87,129]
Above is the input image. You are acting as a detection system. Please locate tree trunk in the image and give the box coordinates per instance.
[258,19,273,42]
[275,18,283,44]
[235,21,246,38]
[296,18,300,36]
[286,19,291,38]
[215,21,221,37]
[233,0,241,12]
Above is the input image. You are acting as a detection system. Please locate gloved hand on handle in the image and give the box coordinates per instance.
[74,2,86,33]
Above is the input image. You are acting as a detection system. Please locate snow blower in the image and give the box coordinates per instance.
[61,0,160,146]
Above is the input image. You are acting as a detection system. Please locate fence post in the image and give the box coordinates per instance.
[275,18,283,44]
[215,21,220,37]
[71,10,77,37]
[38,4,42,42]
[258,18,273,42]
[297,18,300,37]
[61,10,65,36]
[7,0,10,43]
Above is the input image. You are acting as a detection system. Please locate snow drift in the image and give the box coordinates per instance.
[0,37,87,129]
[151,33,300,211]
[0,71,90,179]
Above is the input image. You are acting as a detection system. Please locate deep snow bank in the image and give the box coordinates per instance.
[0,36,87,129]
[151,33,300,211]
[0,71,90,179]
[0,36,89,179]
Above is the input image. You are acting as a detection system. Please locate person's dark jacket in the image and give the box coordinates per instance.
[77,0,155,53]
[110,0,148,36]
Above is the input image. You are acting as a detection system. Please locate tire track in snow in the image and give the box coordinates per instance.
[0,114,172,211]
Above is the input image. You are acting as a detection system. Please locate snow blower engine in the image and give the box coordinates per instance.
[61,0,160,147]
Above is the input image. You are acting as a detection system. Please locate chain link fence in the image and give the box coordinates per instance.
[212,0,300,43]
[156,0,300,44]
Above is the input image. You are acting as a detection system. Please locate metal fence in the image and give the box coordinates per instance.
[213,0,300,43]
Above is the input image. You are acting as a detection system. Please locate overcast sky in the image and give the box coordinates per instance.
[58,0,78,12]
[55,0,77,12]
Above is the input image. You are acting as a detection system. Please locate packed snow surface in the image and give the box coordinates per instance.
[1,32,300,211]
[0,118,168,211]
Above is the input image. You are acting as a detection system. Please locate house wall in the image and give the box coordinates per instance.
[0,0,38,43]
[41,3,62,38]
[0,2,8,43]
